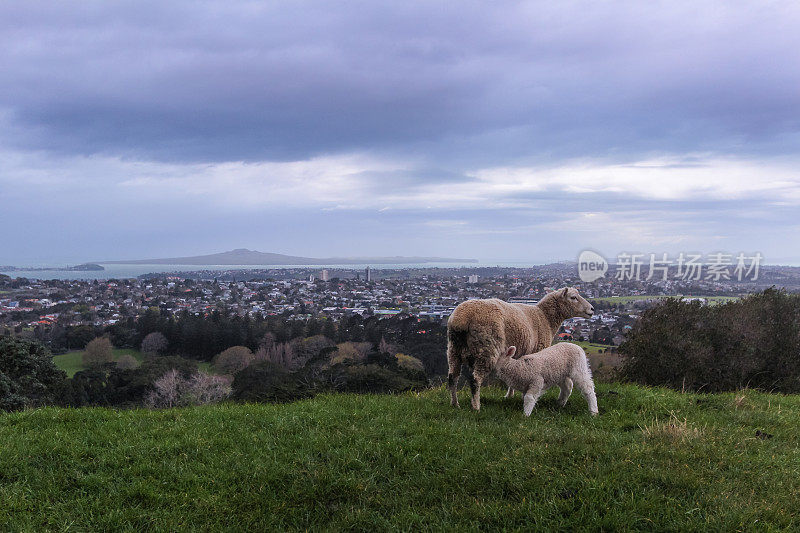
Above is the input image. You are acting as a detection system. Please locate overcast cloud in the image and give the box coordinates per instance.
[1,1,799,264]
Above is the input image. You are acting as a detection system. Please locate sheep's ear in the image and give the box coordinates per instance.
[506,346,516,357]
[561,287,569,298]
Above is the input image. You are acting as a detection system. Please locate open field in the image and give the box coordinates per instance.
[53,348,144,377]
[53,349,212,376]
[1,384,799,530]
[590,295,740,306]
[565,340,614,355]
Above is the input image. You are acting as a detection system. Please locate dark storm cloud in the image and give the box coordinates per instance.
[2,1,799,164]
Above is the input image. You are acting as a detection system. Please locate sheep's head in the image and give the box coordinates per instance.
[560,287,594,318]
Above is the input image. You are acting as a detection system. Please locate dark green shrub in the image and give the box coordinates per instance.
[232,361,306,403]
[0,336,66,411]
[620,289,800,392]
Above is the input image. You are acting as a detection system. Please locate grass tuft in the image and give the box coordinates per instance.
[640,413,703,442]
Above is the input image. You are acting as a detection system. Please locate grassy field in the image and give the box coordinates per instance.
[566,340,614,355]
[53,349,212,376]
[52,348,144,377]
[1,384,799,530]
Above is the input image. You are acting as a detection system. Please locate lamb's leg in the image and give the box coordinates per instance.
[504,387,515,399]
[522,378,545,417]
[576,378,598,416]
[557,377,573,407]
[446,351,463,408]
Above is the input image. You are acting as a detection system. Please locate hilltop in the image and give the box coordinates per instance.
[2,384,798,530]
[102,248,478,265]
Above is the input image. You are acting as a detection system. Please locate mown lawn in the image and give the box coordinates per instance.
[1,384,799,530]
[52,348,143,377]
[53,349,213,376]
[566,340,614,355]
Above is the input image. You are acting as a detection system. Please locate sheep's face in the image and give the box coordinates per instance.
[562,287,594,318]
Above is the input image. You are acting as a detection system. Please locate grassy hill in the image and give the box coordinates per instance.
[1,384,799,530]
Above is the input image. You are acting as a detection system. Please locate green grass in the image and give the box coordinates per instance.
[1,384,799,530]
[564,340,614,355]
[53,349,213,376]
[53,348,143,377]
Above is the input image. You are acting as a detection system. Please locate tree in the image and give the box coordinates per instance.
[83,337,113,367]
[110,356,199,406]
[145,369,182,408]
[231,361,303,403]
[213,346,254,375]
[395,353,425,374]
[116,354,139,370]
[144,370,230,408]
[254,341,296,368]
[1,336,66,411]
[141,331,168,356]
[322,320,336,340]
[331,342,362,364]
[293,335,334,364]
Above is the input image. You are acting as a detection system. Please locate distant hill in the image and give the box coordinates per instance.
[102,248,478,265]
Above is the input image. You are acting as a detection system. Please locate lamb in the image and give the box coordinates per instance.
[495,344,598,416]
[447,287,594,410]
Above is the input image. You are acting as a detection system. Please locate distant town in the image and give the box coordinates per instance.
[3,263,799,352]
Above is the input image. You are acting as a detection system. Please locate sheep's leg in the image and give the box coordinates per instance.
[469,364,492,411]
[522,378,545,417]
[576,378,599,416]
[557,378,573,407]
[447,362,462,408]
[447,331,464,407]
[468,370,481,411]
[504,387,515,399]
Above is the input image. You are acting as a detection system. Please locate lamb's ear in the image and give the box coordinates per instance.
[561,287,569,298]
[506,346,516,357]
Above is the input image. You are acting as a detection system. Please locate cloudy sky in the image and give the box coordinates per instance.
[2,1,800,265]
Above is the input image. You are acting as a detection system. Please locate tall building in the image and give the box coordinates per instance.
[321,269,330,282]
[468,274,479,284]
[365,266,372,282]
[308,274,315,282]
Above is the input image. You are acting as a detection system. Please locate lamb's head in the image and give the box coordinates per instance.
[559,287,594,318]
[497,345,517,366]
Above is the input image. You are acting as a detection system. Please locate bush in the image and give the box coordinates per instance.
[395,353,425,374]
[0,336,66,411]
[60,356,200,407]
[213,346,254,375]
[620,289,800,392]
[116,354,139,370]
[331,341,371,364]
[60,365,116,407]
[140,331,168,356]
[335,364,415,394]
[83,337,113,367]
[232,361,305,403]
[145,370,231,408]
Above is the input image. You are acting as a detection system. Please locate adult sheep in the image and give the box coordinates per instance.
[446,287,594,410]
